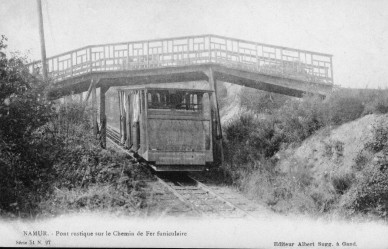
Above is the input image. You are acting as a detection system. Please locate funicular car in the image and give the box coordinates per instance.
[117,85,214,171]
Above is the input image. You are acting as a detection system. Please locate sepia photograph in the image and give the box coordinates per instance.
[1,0,388,248]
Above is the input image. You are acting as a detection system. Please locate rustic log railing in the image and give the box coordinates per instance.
[27,34,333,84]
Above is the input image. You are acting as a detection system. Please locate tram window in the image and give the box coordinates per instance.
[202,93,210,118]
[148,92,152,103]
[148,90,169,109]
[147,90,203,112]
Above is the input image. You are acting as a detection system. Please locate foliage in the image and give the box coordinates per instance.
[240,87,291,114]
[344,125,388,218]
[325,90,364,125]
[224,114,283,172]
[41,101,153,216]
[225,88,388,167]
[0,35,57,216]
[362,89,388,115]
[0,36,153,217]
[220,84,388,219]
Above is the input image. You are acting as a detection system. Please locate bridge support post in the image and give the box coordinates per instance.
[207,67,224,165]
[99,86,109,149]
[91,81,98,136]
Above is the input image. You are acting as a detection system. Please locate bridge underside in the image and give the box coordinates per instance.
[48,63,332,99]
[50,63,333,152]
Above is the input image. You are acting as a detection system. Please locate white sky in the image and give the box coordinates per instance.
[1,0,388,89]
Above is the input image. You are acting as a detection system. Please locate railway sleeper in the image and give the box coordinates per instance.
[173,186,200,191]
[178,190,208,195]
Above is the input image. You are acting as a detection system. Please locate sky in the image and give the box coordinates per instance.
[1,0,388,89]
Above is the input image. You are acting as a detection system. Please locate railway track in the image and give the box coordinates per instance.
[106,125,259,219]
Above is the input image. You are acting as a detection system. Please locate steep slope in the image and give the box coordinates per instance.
[277,114,388,178]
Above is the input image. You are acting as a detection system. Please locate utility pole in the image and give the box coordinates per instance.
[37,0,48,80]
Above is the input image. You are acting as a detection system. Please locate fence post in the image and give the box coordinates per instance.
[89,47,92,73]
[208,35,212,63]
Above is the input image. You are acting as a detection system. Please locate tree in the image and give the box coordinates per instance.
[0,35,56,215]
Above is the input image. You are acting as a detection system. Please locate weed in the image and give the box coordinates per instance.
[331,173,354,195]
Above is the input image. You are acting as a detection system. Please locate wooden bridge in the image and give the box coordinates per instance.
[28,34,333,98]
[27,34,334,148]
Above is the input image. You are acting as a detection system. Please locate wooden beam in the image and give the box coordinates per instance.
[91,83,98,136]
[212,65,332,97]
[99,86,109,148]
[85,78,99,102]
[125,94,131,148]
[206,67,224,165]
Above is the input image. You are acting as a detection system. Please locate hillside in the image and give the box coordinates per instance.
[277,114,386,177]
[274,114,388,215]
[219,86,388,219]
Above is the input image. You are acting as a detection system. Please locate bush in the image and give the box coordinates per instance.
[347,163,388,218]
[0,36,58,216]
[36,101,153,216]
[275,94,325,144]
[224,113,283,168]
[331,173,354,195]
[221,87,388,218]
[0,36,153,217]
[240,87,291,114]
[362,89,388,115]
[341,124,388,218]
[325,90,364,125]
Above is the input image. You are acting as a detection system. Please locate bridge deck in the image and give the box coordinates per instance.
[27,34,333,97]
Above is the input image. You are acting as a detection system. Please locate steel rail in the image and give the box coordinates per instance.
[106,126,258,218]
[189,175,256,218]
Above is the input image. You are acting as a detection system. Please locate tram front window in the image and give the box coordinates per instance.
[147,90,202,111]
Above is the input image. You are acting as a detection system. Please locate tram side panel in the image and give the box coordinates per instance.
[146,117,211,165]
[144,91,213,167]
[118,88,214,170]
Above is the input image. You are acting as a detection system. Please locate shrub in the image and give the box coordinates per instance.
[0,36,152,217]
[344,125,388,218]
[362,89,388,115]
[325,90,364,125]
[224,113,283,168]
[240,87,291,114]
[348,163,388,218]
[40,101,153,216]
[0,36,57,216]
[353,150,371,171]
[331,173,354,195]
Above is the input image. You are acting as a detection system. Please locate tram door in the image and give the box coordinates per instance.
[122,91,141,151]
[119,91,127,145]
[131,91,141,151]
[119,90,141,152]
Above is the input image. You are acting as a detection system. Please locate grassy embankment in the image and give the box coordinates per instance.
[0,36,153,218]
[217,85,388,221]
